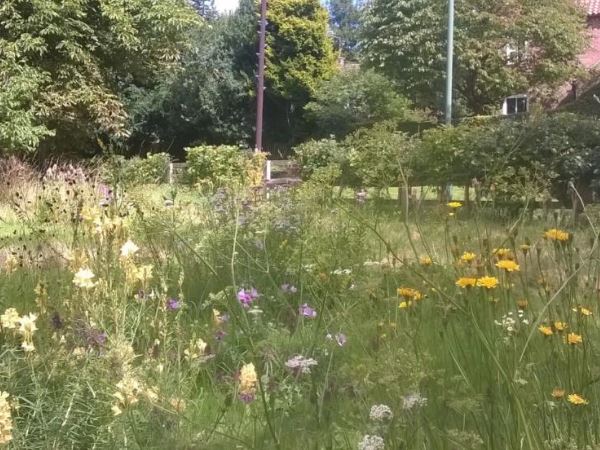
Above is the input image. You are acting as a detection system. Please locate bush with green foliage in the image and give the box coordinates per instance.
[304,69,427,138]
[292,138,346,180]
[414,113,600,204]
[185,145,265,188]
[345,122,414,190]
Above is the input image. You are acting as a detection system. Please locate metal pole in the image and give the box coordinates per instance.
[445,0,454,125]
[255,0,267,152]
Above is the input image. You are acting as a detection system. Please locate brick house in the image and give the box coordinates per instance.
[503,0,600,114]
[578,0,600,69]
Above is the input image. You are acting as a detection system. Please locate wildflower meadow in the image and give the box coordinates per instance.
[0,159,598,450]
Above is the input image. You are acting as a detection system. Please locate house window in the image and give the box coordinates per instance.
[504,41,529,66]
[502,95,528,115]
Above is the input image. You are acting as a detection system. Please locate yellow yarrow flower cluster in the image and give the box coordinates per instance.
[544,228,570,242]
[0,392,13,444]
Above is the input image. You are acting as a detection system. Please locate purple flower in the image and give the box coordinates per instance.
[239,392,255,403]
[215,330,227,341]
[166,298,181,311]
[299,303,317,318]
[237,288,260,308]
[86,329,107,348]
[281,283,298,294]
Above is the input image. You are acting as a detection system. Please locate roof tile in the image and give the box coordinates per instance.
[578,0,600,16]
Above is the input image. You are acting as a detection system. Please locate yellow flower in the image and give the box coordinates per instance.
[419,256,433,266]
[572,306,593,316]
[544,228,570,242]
[169,397,187,412]
[477,276,499,289]
[455,277,477,288]
[1,254,18,274]
[397,287,423,301]
[554,321,567,332]
[519,244,531,253]
[551,388,565,399]
[538,325,553,336]
[495,260,520,272]
[0,391,13,444]
[112,373,142,415]
[135,265,153,283]
[567,393,588,405]
[447,202,462,209]
[239,362,258,399]
[567,332,583,345]
[460,252,476,263]
[0,308,20,330]
[399,301,412,309]
[517,298,528,310]
[184,338,210,362]
[73,268,96,289]
[493,248,513,260]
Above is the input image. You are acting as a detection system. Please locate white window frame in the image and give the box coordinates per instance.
[502,94,528,115]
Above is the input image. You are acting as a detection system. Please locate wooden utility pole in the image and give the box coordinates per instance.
[255,0,267,153]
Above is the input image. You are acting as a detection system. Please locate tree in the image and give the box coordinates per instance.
[0,0,200,156]
[360,0,587,116]
[188,0,217,20]
[125,14,256,153]
[265,0,336,145]
[327,0,362,58]
[304,69,429,138]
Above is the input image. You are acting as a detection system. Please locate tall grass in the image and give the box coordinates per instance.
[0,160,599,449]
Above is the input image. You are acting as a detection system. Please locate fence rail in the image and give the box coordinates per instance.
[168,160,300,184]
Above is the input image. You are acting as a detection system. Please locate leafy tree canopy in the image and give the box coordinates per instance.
[304,68,430,138]
[0,0,200,155]
[360,0,588,116]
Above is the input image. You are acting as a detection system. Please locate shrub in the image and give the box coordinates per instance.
[345,122,413,190]
[292,138,345,180]
[185,145,264,188]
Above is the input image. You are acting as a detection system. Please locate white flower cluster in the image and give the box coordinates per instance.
[358,434,385,450]
[369,404,393,422]
[285,355,318,374]
[494,310,529,336]
[402,392,427,410]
